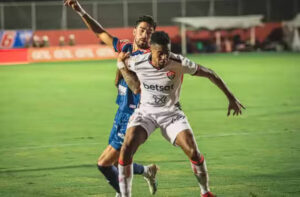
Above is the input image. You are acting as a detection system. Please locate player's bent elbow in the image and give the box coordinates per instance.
[133,87,141,95]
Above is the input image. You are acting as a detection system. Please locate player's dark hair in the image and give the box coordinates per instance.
[135,15,157,30]
[150,31,170,46]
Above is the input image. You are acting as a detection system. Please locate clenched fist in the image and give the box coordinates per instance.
[64,0,85,15]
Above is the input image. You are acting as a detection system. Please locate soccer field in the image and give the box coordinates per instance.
[0,52,300,197]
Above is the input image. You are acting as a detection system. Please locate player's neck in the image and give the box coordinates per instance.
[133,43,139,52]
[133,43,148,52]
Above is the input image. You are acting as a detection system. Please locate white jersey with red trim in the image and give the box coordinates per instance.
[127,52,198,110]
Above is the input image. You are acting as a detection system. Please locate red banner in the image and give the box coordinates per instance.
[0,48,29,65]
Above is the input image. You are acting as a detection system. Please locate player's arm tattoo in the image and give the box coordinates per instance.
[119,67,141,94]
[194,65,235,100]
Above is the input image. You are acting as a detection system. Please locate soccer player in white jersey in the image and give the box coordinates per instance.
[117,31,245,197]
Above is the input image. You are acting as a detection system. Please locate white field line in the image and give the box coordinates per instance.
[0,129,296,152]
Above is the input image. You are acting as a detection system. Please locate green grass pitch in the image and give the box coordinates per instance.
[0,52,300,197]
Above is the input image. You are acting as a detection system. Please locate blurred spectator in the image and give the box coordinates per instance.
[24,34,32,48]
[59,36,65,46]
[196,41,204,52]
[40,35,49,47]
[32,35,40,48]
[215,31,222,52]
[232,34,246,51]
[205,39,217,53]
[224,37,232,53]
[68,34,76,46]
[261,28,287,51]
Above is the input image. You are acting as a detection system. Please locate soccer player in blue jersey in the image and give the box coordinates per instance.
[64,1,158,196]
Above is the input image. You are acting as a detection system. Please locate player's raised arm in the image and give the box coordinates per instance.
[116,52,141,94]
[193,65,245,116]
[64,0,114,47]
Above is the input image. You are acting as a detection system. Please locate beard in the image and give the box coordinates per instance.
[135,38,149,49]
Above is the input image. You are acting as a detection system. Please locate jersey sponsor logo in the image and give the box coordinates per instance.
[167,71,176,80]
[153,95,167,104]
[143,82,174,92]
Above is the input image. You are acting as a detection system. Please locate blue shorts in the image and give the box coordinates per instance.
[108,109,133,151]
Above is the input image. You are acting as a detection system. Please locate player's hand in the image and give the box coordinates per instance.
[64,0,83,13]
[117,52,130,62]
[227,98,245,116]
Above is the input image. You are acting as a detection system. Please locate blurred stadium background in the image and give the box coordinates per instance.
[0,0,300,197]
[0,0,300,63]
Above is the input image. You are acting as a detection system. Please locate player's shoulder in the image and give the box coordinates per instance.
[113,37,133,53]
[119,39,132,46]
[113,37,131,45]
[169,52,185,64]
[119,40,133,52]
[129,52,150,66]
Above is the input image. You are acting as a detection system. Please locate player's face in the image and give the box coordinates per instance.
[133,22,154,49]
[150,44,170,68]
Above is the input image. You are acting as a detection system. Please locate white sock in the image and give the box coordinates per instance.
[191,160,210,195]
[118,163,133,197]
[143,165,149,176]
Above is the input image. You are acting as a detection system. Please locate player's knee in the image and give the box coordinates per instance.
[188,148,201,161]
[97,156,109,166]
[97,163,104,171]
[97,157,105,166]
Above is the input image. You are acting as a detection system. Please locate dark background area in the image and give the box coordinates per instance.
[0,0,299,30]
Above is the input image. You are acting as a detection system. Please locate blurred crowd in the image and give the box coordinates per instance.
[25,25,299,53]
[171,26,300,53]
[30,34,76,48]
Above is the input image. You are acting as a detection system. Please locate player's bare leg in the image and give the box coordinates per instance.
[97,145,121,193]
[175,129,215,197]
[118,126,148,197]
[97,144,158,196]
[98,145,120,166]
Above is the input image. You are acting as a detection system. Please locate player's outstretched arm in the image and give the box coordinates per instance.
[194,65,245,116]
[116,52,141,94]
[64,0,114,47]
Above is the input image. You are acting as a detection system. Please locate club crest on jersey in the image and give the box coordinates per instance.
[167,71,176,80]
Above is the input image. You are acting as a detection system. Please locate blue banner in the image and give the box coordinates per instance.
[0,30,33,49]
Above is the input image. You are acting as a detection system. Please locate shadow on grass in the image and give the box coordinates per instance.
[0,159,187,174]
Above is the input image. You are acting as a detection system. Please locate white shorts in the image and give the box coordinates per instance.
[127,106,193,145]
